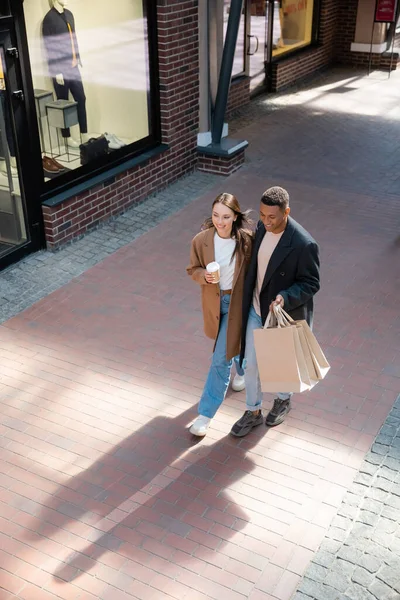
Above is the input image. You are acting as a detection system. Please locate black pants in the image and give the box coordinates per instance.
[52,67,88,138]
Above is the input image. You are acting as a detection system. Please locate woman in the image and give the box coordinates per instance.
[186,193,253,436]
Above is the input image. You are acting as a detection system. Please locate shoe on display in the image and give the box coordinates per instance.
[49,156,66,171]
[231,374,245,392]
[43,156,66,172]
[265,399,291,427]
[104,132,126,150]
[42,156,60,173]
[66,137,80,148]
[230,410,263,437]
[189,415,211,437]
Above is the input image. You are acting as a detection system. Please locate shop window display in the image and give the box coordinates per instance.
[24,0,151,181]
[272,0,314,57]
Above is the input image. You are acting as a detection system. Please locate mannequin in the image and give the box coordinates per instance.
[42,0,90,147]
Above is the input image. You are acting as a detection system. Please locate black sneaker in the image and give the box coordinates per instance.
[265,398,291,427]
[230,410,263,437]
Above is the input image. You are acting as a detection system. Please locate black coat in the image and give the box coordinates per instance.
[42,8,82,77]
[240,216,320,363]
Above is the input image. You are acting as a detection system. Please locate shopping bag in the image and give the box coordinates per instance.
[253,310,313,393]
[276,307,330,381]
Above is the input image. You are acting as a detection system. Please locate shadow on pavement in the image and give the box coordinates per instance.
[25,404,262,582]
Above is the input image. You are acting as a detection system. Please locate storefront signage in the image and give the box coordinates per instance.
[374,0,398,22]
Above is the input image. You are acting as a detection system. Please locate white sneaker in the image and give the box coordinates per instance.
[189,415,211,437]
[104,132,126,150]
[232,374,245,392]
[66,137,80,148]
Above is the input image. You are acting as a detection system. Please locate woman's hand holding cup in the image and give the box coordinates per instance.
[205,261,220,284]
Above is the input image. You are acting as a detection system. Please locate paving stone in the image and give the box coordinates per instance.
[307,562,329,582]
[343,492,363,507]
[314,550,336,569]
[375,435,395,446]
[365,543,397,567]
[359,463,380,477]
[354,473,374,486]
[376,566,400,591]
[376,518,398,535]
[365,488,389,503]
[379,466,397,482]
[361,499,383,515]
[337,547,363,566]
[379,425,398,438]
[298,578,340,600]
[357,555,381,574]
[351,567,374,588]
[369,580,396,600]
[331,560,356,579]
[380,505,400,521]
[344,583,376,600]
[371,444,389,456]
[320,540,342,555]
[356,511,379,527]
[372,478,393,493]
[384,494,400,510]
[325,571,351,593]
[365,453,384,467]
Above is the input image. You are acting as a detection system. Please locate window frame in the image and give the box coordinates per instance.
[18,0,161,203]
[270,0,322,64]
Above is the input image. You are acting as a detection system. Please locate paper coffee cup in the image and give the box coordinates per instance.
[206,261,220,283]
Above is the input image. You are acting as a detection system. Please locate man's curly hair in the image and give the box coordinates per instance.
[261,186,289,211]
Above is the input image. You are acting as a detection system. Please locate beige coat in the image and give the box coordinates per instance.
[186,227,253,360]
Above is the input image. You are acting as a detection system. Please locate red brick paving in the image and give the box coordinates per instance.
[1,76,400,598]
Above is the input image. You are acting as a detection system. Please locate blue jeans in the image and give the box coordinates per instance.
[244,305,292,412]
[198,295,242,418]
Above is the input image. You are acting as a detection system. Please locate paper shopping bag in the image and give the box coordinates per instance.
[253,323,312,393]
[297,320,330,380]
[276,307,330,382]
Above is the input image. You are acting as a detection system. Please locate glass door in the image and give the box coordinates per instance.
[247,0,282,94]
[0,27,43,268]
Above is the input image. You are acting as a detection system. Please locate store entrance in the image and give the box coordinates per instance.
[247,0,275,94]
[0,27,44,270]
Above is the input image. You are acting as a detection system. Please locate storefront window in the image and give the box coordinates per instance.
[23,0,153,183]
[224,0,246,76]
[272,0,315,58]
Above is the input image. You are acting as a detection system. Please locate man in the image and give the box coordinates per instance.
[230,186,320,437]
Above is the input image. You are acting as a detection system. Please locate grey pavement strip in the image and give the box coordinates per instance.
[0,171,221,324]
[294,395,400,600]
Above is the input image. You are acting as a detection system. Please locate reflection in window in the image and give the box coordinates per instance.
[24,0,151,182]
[272,0,315,58]
[224,0,246,77]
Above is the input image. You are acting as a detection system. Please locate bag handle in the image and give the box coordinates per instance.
[273,305,294,325]
[263,310,279,329]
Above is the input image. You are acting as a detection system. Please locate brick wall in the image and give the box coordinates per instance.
[334,0,399,69]
[226,76,250,117]
[271,0,340,91]
[43,0,199,249]
[198,149,245,175]
[335,0,359,65]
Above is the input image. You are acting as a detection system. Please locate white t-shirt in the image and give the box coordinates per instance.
[214,232,236,290]
[253,230,284,316]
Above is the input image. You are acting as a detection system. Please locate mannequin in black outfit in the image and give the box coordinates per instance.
[42,0,88,147]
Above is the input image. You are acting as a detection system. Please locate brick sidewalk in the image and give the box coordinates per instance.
[0,68,399,600]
